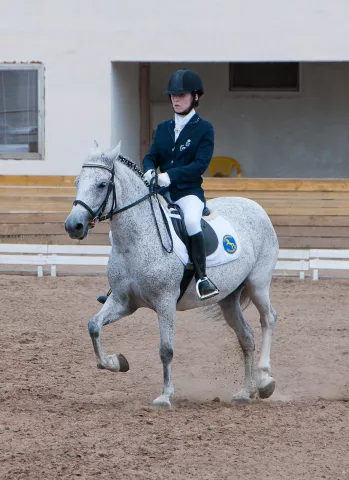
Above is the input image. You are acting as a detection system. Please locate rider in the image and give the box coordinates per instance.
[143,69,219,300]
[97,69,219,304]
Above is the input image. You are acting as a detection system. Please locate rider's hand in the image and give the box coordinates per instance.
[144,169,155,183]
[158,173,171,187]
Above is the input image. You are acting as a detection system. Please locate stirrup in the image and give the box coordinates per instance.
[196,277,219,300]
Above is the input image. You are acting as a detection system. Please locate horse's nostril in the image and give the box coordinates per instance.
[76,223,84,232]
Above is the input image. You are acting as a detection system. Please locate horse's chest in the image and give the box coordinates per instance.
[108,252,148,281]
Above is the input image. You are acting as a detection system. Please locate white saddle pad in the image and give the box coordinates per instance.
[161,203,241,267]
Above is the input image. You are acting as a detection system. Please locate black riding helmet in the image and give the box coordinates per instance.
[164,69,204,96]
[165,70,204,115]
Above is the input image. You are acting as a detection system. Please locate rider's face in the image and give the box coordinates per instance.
[170,93,197,115]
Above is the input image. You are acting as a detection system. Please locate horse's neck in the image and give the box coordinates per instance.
[110,161,155,239]
[114,161,148,208]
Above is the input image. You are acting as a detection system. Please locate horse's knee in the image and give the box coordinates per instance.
[159,343,173,364]
[88,318,99,338]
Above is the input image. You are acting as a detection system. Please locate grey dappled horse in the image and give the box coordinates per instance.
[65,142,279,408]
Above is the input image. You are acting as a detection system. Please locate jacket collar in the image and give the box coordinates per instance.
[169,112,199,127]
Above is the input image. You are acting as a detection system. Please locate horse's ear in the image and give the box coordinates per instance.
[90,140,100,155]
[110,141,121,159]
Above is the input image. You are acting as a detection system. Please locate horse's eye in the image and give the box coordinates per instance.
[98,182,107,189]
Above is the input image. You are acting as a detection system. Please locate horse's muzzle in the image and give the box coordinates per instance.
[65,213,89,240]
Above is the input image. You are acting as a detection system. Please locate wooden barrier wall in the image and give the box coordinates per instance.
[1,177,349,248]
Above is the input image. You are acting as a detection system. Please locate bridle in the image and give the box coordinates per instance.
[73,162,162,223]
[73,163,117,223]
[72,161,174,253]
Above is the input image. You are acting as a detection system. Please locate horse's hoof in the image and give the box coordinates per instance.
[258,378,276,399]
[153,396,171,409]
[231,388,256,404]
[118,354,129,372]
[97,354,124,372]
[231,396,252,405]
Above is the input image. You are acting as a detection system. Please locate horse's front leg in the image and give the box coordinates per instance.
[152,301,177,409]
[88,296,135,372]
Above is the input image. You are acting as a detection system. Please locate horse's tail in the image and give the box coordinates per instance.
[239,283,252,311]
[202,281,251,320]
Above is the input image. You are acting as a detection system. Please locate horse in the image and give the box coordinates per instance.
[64,142,279,408]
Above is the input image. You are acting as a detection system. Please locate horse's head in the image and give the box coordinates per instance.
[65,141,121,240]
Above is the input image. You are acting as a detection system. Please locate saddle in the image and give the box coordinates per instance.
[167,203,219,258]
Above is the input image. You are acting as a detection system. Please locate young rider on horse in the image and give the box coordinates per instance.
[97,69,218,303]
[142,69,219,300]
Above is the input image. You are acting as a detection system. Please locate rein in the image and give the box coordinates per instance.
[73,161,174,253]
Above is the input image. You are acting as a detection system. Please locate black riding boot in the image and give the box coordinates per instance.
[190,231,219,300]
[97,288,112,304]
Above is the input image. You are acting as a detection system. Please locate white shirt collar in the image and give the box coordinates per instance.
[174,109,196,129]
[174,110,196,141]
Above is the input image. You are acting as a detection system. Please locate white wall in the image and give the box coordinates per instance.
[111,63,140,164]
[1,0,349,175]
[151,62,349,178]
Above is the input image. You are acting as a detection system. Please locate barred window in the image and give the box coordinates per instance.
[0,64,44,159]
[229,62,300,92]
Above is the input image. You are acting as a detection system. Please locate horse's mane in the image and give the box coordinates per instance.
[87,152,150,187]
[117,154,150,186]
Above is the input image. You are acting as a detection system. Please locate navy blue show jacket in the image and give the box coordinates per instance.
[142,113,214,202]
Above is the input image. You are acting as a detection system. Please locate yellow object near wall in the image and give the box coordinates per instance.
[208,156,242,178]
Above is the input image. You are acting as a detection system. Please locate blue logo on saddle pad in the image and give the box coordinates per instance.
[223,235,237,254]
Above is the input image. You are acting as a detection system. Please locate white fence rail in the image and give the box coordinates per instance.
[0,244,111,277]
[0,245,112,255]
[309,249,349,280]
[1,244,349,279]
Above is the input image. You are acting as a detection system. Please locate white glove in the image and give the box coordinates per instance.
[144,169,155,182]
[158,172,171,187]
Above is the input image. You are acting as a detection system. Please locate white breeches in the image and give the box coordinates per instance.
[175,195,204,236]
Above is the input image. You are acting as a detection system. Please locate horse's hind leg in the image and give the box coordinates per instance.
[88,297,135,373]
[246,277,277,399]
[218,287,257,403]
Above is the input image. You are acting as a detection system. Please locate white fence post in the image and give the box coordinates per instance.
[38,254,44,277]
[312,264,319,281]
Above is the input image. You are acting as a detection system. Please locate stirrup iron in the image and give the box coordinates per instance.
[196,277,219,300]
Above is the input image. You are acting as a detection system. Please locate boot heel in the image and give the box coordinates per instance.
[97,288,112,304]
